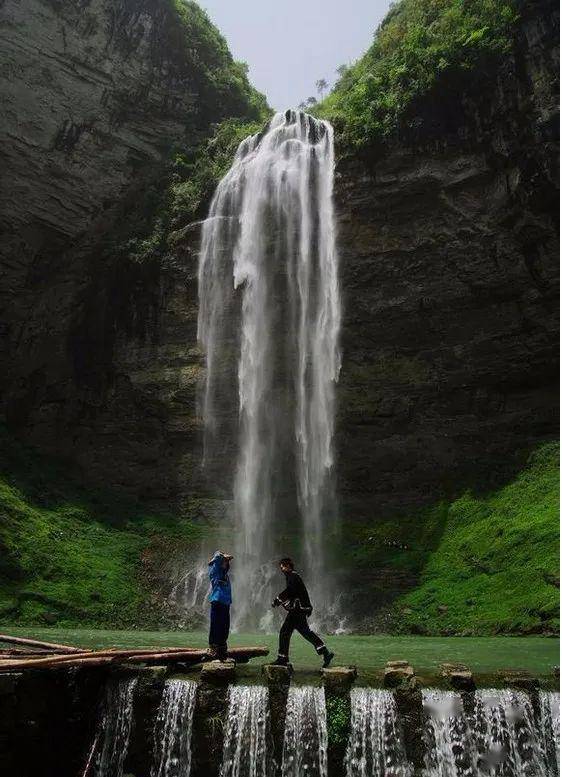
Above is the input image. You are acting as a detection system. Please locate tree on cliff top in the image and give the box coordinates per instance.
[315,0,519,148]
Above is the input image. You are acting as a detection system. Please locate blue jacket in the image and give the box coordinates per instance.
[208,552,232,605]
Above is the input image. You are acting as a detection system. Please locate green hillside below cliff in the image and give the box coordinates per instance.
[344,443,559,636]
[0,428,206,628]
[0,432,558,634]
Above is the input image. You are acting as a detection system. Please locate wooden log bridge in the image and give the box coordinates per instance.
[0,634,268,673]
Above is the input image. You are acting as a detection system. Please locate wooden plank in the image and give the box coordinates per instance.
[0,633,86,654]
[0,645,269,672]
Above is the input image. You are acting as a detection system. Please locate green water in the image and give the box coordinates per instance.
[3,627,559,676]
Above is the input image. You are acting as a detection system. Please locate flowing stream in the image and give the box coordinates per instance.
[221,685,271,777]
[198,110,341,630]
[346,688,412,777]
[282,686,328,777]
[95,676,137,777]
[151,679,197,777]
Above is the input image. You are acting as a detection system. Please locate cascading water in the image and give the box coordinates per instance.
[422,690,477,777]
[282,686,328,777]
[346,688,412,777]
[422,688,558,777]
[151,679,197,777]
[198,110,341,630]
[539,691,560,775]
[221,685,271,777]
[472,689,548,777]
[95,676,137,777]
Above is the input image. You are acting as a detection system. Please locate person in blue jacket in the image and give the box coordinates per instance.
[207,550,233,660]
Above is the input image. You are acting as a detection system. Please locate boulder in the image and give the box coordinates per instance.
[440,663,475,691]
[322,665,358,690]
[384,660,415,687]
[262,663,293,683]
[200,659,236,683]
[500,671,539,691]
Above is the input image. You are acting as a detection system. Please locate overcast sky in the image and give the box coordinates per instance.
[199,0,393,111]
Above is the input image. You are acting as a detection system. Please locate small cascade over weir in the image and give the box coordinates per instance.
[198,109,341,630]
[221,685,271,777]
[151,679,197,777]
[539,691,560,775]
[422,690,477,777]
[282,686,328,777]
[346,688,412,777]
[95,676,137,777]
[422,689,560,777]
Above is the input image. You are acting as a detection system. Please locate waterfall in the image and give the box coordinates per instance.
[220,685,271,777]
[151,679,197,777]
[346,688,412,777]
[95,676,137,777]
[422,688,557,776]
[422,690,477,777]
[472,689,548,777]
[282,686,328,777]
[198,110,341,629]
[539,691,560,775]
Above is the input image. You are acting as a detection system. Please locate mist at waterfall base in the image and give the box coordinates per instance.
[179,110,343,632]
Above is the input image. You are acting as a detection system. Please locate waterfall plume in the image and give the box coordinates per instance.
[198,110,341,630]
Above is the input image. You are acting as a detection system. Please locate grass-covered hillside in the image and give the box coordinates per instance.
[316,0,519,148]
[395,443,559,635]
[344,443,559,636]
[0,428,209,629]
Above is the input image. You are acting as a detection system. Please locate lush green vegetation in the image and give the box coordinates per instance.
[326,694,351,749]
[121,116,267,265]
[3,627,559,676]
[390,443,560,635]
[105,1,271,267]
[0,428,203,628]
[316,0,519,148]
[165,0,268,122]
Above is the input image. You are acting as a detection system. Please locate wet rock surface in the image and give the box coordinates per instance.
[384,660,416,687]
[262,663,294,683]
[199,659,236,682]
[322,665,358,689]
[440,662,476,691]
[336,0,559,618]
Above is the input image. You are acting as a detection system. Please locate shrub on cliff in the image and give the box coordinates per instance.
[316,0,519,148]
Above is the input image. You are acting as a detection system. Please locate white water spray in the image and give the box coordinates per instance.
[221,685,271,777]
[282,686,328,777]
[346,688,412,777]
[151,679,197,777]
[198,110,341,629]
[95,677,137,777]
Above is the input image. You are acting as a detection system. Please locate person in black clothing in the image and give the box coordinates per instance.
[271,557,334,668]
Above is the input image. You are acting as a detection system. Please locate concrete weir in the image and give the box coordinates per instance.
[0,663,559,777]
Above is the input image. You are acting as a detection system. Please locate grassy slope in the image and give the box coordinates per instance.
[393,443,560,635]
[0,428,202,628]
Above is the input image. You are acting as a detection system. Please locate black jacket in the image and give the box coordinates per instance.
[275,571,313,614]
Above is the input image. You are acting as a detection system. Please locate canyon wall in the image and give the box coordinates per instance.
[0,0,558,623]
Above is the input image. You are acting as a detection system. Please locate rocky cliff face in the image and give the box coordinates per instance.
[0,0,559,623]
[336,0,559,518]
[0,0,251,509]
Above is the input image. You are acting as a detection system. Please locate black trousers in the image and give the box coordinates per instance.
[278,610,325,658]
[209,602,230,655]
